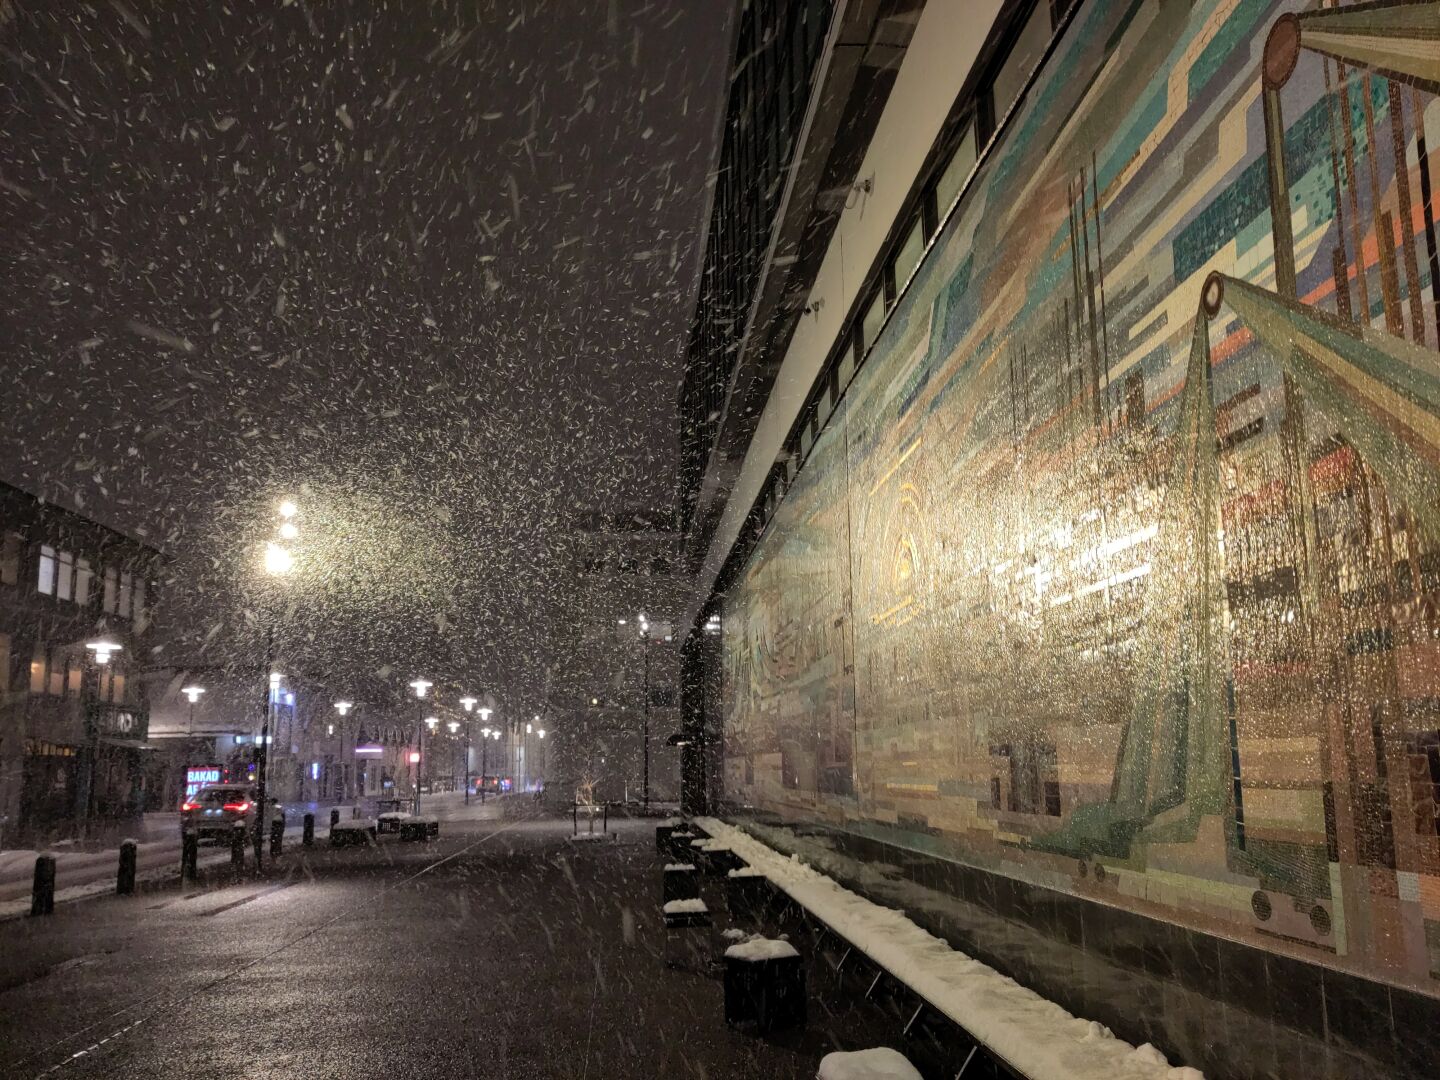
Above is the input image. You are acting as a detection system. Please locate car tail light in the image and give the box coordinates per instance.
[223,801,251,812]
[182,801,199,812]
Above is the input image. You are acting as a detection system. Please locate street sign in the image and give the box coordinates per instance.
[184,765,222,801]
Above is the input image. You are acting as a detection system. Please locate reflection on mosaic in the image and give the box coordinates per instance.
[722,0,1440,995]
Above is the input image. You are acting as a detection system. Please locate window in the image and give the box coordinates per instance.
[0,532,20,586]
[111,672,126,704]
[75,558,92,605]
[67,658,83,696]
[48,647,64,696]
[30,641,47,694]
[934,122,978,217]
[119,571,134,619]
[133,579,148,628]
[103,567,118,613]
[992,1,1053,125]
[892,216,926,294]
[57,550,74,601]
[860,288,887,351]
[38,545,56,595]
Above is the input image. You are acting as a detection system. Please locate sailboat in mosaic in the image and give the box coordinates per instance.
[1032,311,1232,860]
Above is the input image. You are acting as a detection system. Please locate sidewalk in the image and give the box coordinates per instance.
[0,790,506,918]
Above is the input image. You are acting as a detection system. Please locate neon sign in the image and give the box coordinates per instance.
[184,765,222,801]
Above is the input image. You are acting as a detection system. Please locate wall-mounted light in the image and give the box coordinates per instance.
[181,685,206,704]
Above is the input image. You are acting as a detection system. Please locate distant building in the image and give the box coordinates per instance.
[0,480,164,843]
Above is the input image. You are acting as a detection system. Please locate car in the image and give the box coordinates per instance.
[181,783,284,842]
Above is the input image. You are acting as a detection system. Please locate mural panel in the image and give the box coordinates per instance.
[722,0,1440,996]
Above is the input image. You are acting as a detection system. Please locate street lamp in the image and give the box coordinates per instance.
[85,639,121,665]
[478,719,497,803]
[409,679,431,812]
[181,685,206,737]
[255,500,297,867]
[459,696,477,804]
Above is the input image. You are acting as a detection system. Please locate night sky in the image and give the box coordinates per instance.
[0,1,732,696]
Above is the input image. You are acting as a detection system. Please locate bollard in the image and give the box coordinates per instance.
[31,854,56,916]
[183,832,200,881]
[303,813,315,846]
[117,840,138,896]
[229,824,245,872]
[269,818,283,857]
[330,808,340,830]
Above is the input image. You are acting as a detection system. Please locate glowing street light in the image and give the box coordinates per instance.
[478,706,493,723]
[425,716,439,730]
[278,521,299,539]
[334,701,353,716]
[86,640,121,664]
[278,499,298,518]
[181,685,206,704]
[263,541,294,575]
[447,720,459,734]
[459,696,477,712]
[408,679,432,699]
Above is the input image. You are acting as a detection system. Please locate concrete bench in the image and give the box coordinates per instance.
[655,819,685,854]
[330,819,378,847]
[726,865,771,921]
[377,811,411,834]
[398,816,439,841]
[723,937,805,1033]
[663,863,700,903]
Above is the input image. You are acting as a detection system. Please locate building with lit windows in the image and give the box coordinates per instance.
[676,0,1440,1071]
[0,480,163,843]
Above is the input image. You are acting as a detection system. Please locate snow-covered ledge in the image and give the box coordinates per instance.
[695,818,1203,1080]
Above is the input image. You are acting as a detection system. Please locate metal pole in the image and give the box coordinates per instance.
[465,722,472,805]
[480,739,487,803]
[255,624,273,868]
[642,638,651,811]
[414,705,423,815]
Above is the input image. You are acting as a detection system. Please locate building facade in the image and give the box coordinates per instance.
[0,480,163,844]
[679,0,1440,1074]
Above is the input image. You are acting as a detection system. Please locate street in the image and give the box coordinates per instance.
[0,802,867,1080]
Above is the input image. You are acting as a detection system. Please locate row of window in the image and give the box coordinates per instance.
[757,0,1062,529]
[35,544,147,622]
[29,642,128,702]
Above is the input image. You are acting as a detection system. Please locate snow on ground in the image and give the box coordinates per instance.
[818,1047,923,1080]
[696,817,1204,1080]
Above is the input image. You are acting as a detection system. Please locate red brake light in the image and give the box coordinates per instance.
[223,801,251,812]
[182,801,199,812]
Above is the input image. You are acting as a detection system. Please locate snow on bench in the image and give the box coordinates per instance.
[661,897,708,916]
[695,817,1203,1080]
[818,1048,922,1080]
[332,818,378,831]
[724,937,799,962]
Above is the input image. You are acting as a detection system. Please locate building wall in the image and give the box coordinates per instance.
[721,0,1440,1015]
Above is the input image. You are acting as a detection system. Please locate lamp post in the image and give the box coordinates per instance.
[79,640,122,833]
[182,685,206,737]
[639,614,652,811]
[408,679,432,813]
[459,696,477,804]
[333,701,353,800]
[478,707,494,803]
[256,498,297,867]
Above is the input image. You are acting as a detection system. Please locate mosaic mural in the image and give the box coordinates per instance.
[722,0,1440,996]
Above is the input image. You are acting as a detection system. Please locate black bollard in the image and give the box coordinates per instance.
[117,840,138,896]
[31,854,56,916]
[229,825,245,872]
[329,808,340,830]
[269,819,283,857]
[302,813,315,847]
[183,832,200,882]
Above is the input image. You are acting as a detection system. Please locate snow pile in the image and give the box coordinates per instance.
[662,897,708,915]
[724,937,799,962]
[818,1048,923,1080]
[664,863,696,872]
[727,866,764,878]
[696,818,1203,1080]
[331,818,377,831]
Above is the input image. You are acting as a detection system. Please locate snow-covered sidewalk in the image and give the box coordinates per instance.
[696,817,1203,1080]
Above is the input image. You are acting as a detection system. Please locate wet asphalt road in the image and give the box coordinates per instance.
[0,804,853,1080]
